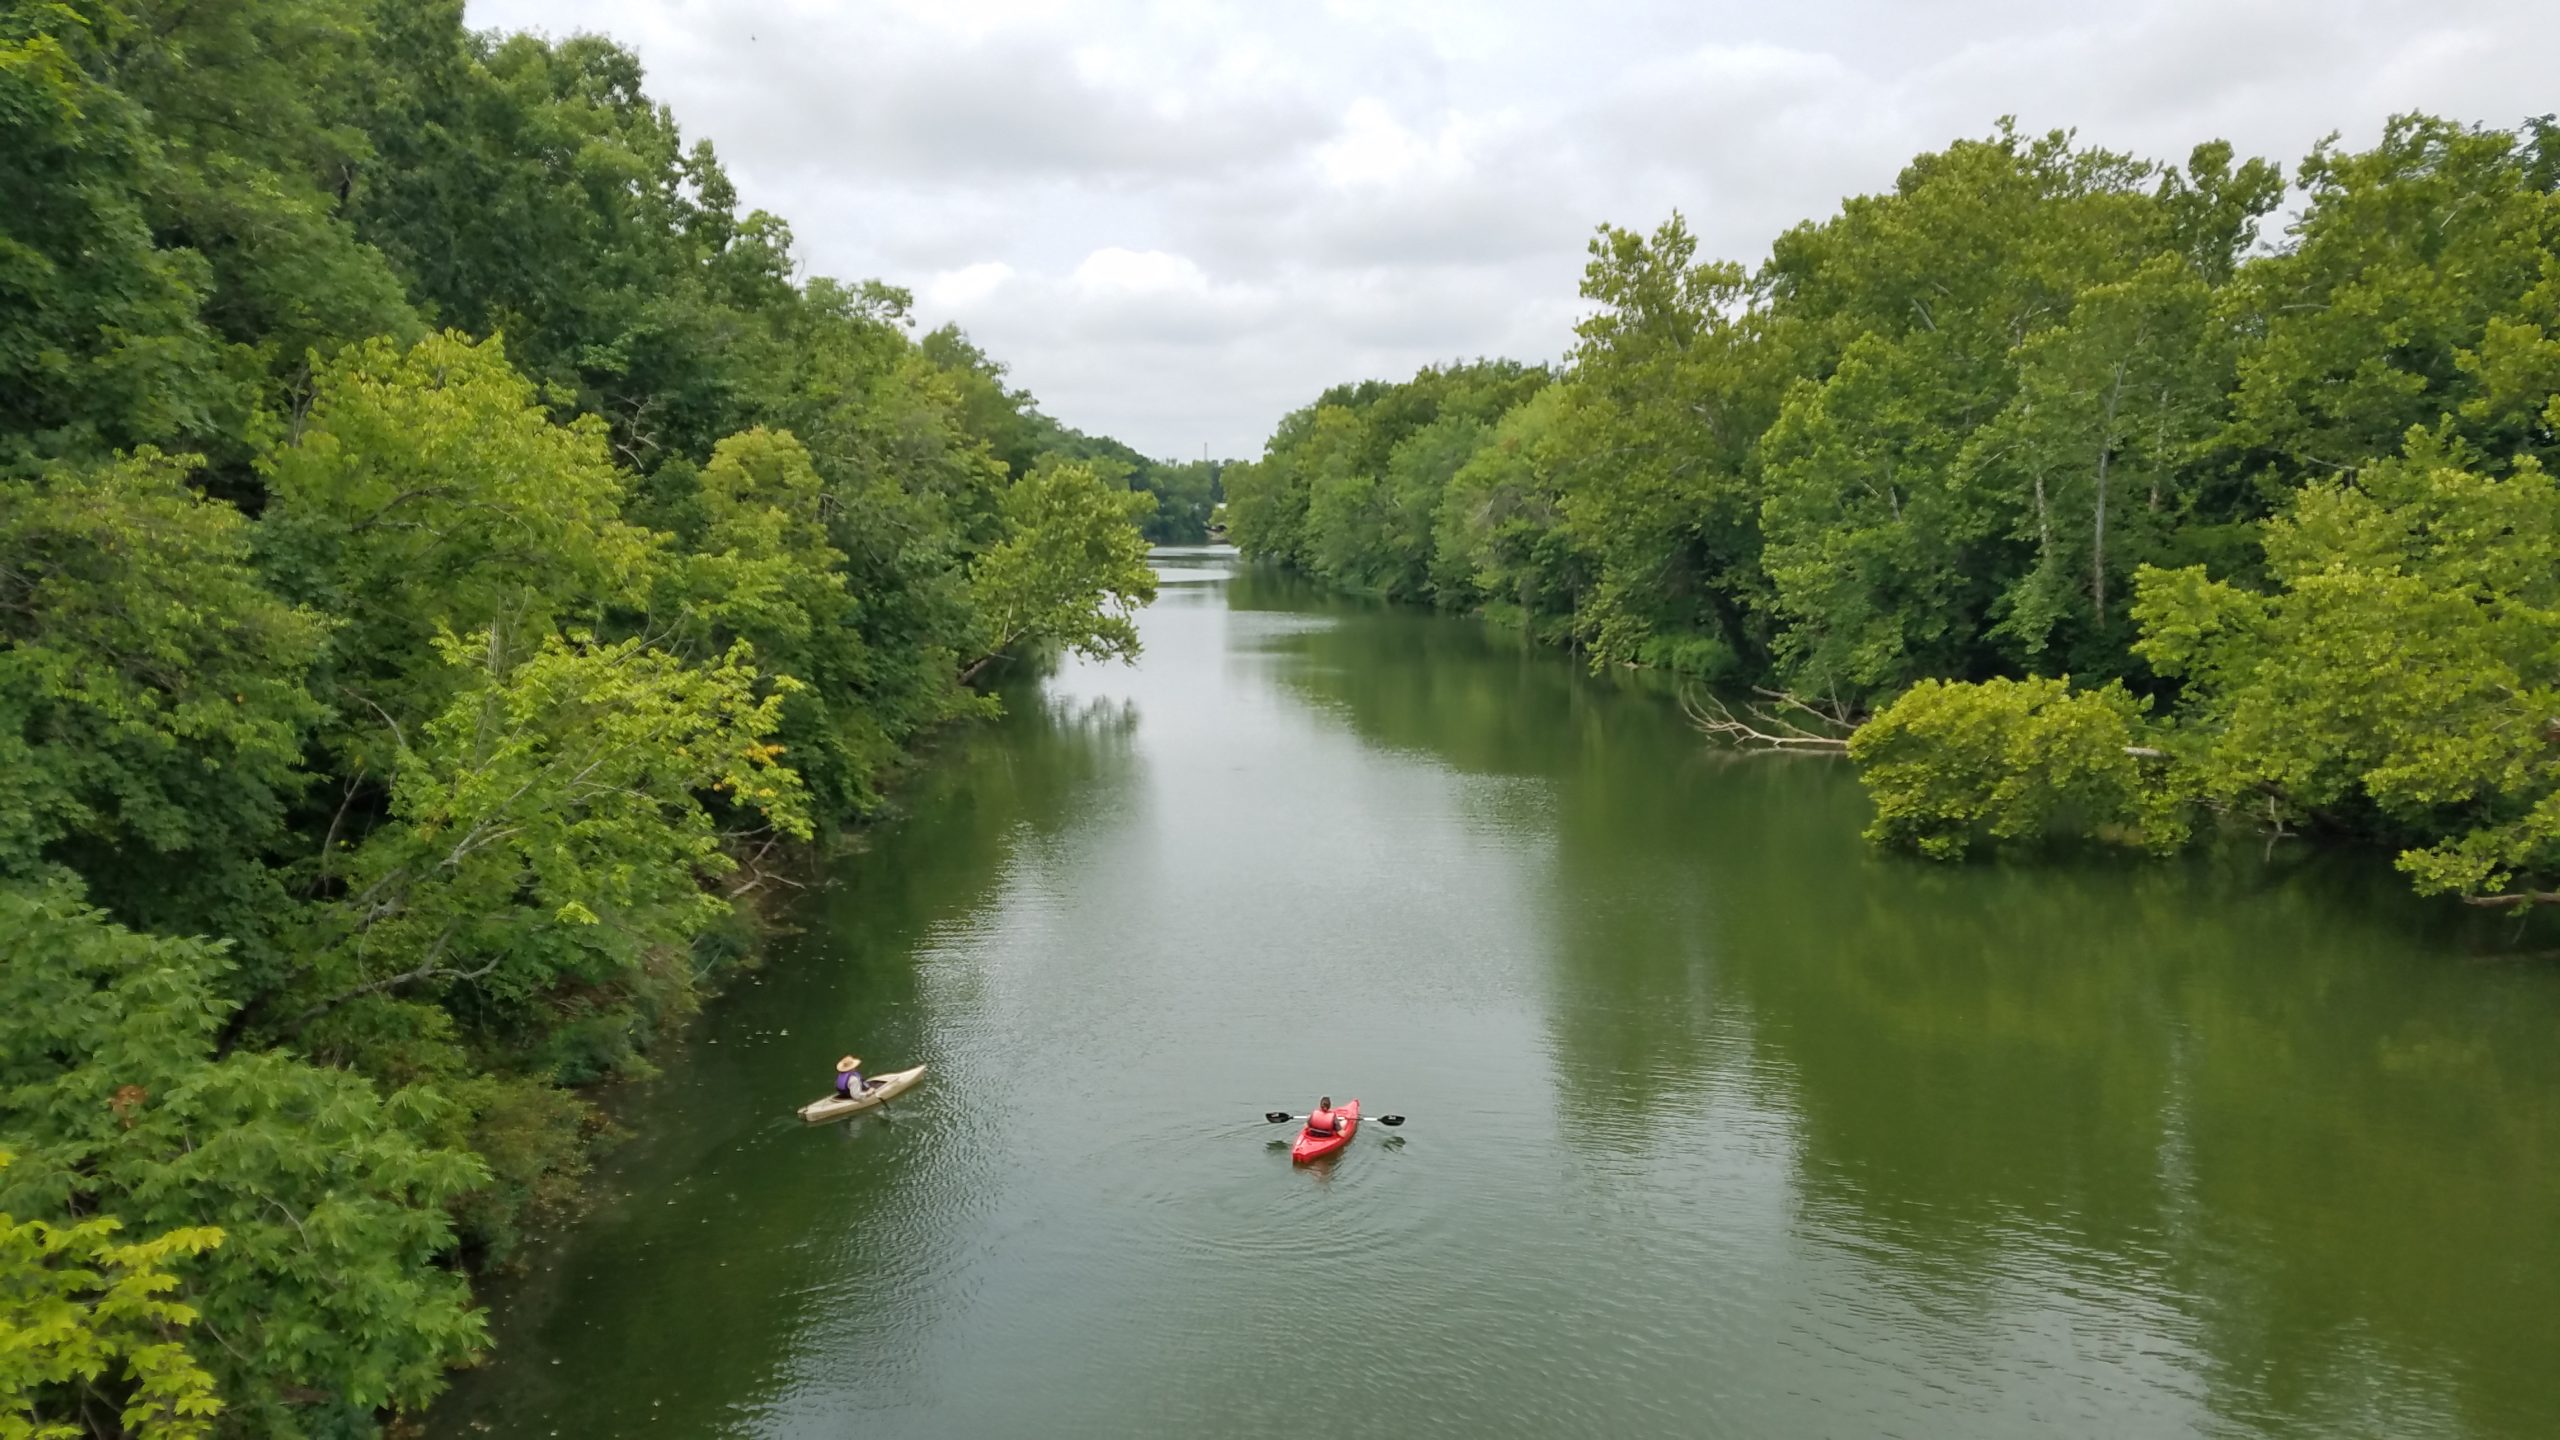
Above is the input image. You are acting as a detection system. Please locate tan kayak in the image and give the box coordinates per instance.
[797,1064,927,1123]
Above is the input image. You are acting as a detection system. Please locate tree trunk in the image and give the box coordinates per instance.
[2092,361,2127,625]
[2150,384,2172,511]
[958,620,1025,687]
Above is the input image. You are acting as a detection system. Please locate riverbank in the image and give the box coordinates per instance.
[448,716,966,1271]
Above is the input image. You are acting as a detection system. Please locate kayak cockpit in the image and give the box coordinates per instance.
[1290,1098,1360,1163]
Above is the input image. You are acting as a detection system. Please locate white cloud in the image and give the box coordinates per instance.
[1319,100,1457,188]
[464,0,2558,458]
[1070,248,1211,295]
[926,261,1017,308]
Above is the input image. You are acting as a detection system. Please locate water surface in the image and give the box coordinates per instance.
[439,549,2560,1439]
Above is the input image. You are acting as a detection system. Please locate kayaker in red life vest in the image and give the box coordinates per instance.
[1306,1096,1343,1136]
[835,1055,866,1099]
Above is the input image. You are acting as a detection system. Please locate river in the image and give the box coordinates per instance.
[435,547,2560,1439]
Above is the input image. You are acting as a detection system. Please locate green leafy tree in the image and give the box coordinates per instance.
[0,1153,224,1440]
[1302,408,1399,592]
[0,888,487,1439]
[1217,456,1285,558]
[1561,214,1771,670]
[1435,385,1592,634]
[1759,332,1999,694]
[1283,363,1548,601]
[351,27,785,468]
[747,281,1004,749]
[1850,676,2181,859]
[654,427,889,814]
[1234,360,1544,592]
[1956,255,2227,670]
[2,0,424,485]
[2222,116,2560,478]
[0,452,326,935]
[274,631,807,1074]
[2134,440,2560,905]
[109,0,424,422]
[1224,405,1344,567]
[2151,140,2288,287]
[916,324,1047,480]
[257,330,658,764]
[1134,459,1221,544]
[1363,413,1487,600]
[1853,440,2560,908]
[1757,127,2177,698]
[961,460,1158,684]
[0,7,231,468]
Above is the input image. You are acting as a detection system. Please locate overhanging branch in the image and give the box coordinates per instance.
[2462,890,2560,910]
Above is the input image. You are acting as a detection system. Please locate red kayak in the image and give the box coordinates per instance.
[1291,1100,1360,1163]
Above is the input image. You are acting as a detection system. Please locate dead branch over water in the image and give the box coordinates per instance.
[1680,687,1858,752]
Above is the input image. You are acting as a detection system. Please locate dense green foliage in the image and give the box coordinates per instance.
[2130,444,2560,902]
[1230,115,2560,904]
[1,892,485,1440]
[1,3,1158,1432]
[1,1152,222,1440]
[962,460,1160,685]
[1848,678,2183,859]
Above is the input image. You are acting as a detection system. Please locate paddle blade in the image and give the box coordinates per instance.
[1264,1112,1294,1124]
[1376,1115,1404,1126]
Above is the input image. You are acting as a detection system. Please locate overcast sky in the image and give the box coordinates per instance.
[463,0,2551,459]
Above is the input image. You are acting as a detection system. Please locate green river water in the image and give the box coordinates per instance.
[436,548,2560,1439]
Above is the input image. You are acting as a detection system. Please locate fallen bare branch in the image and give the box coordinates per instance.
[1685,687,2171,764]
[2461,890,2560,910]
[1681,688,1854,752]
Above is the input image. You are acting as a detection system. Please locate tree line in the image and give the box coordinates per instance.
[922,326,1226,545]
[1224,115,2560,910]
[1,3,1162,1434]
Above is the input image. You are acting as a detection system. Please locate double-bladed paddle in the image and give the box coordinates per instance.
[1266,1110,1404,1126]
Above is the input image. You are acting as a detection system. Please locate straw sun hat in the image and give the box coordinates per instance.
[837,1055,861,1073]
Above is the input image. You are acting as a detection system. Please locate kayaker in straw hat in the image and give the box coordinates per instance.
[834,1055,867,1099]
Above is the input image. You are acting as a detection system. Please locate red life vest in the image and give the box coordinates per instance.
[1307,1108,1336,1134]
